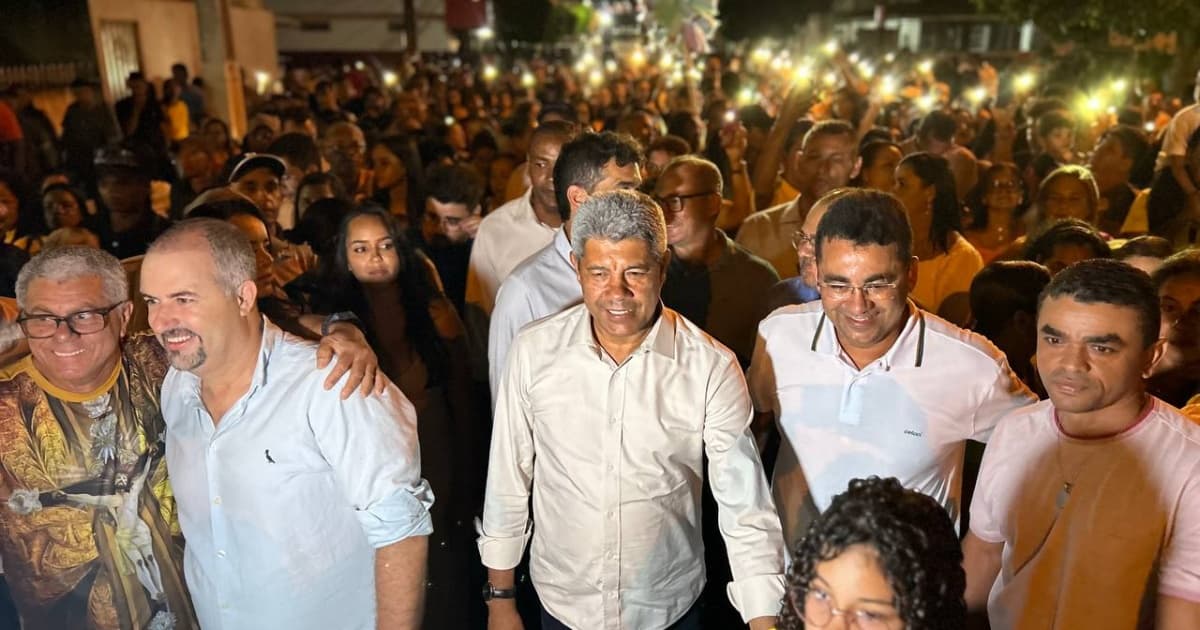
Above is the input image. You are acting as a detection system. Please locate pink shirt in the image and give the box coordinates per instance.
[970,398,1200,629]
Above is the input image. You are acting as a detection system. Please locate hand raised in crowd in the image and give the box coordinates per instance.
[316,323,391,399]
[720,120,749,164]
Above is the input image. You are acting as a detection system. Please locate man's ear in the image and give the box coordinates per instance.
[907,256,920,292]
[566,184,589,210]
[236,279,258,316]
[850,156,863,180]
[659,249,672,282]
[1144,337,1167,379]
[116,300,135,336]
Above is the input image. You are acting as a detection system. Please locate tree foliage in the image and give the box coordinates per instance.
[973,0,1198,44]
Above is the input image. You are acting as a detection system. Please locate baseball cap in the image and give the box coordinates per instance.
[227,153,286,183]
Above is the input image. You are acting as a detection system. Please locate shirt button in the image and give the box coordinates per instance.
[213,496,222,505]
[609,416,617,424]
[607,511,615,519]
[606,464,614,472]
[217,550,227,558]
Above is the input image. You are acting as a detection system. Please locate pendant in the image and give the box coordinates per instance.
[1056,482,1072,510]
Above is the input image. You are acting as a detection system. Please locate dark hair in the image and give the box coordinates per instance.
[738,104,774,132]
[815,189,913,263]
[784,119,817,155]
[970,261,1052,337]
[317,205,447,383]
[1100,125,1150,171]
[529,119,580,148]
[1116,235,1174,262]
[849,140,901,189]
[186,196,268,225]
[0,170,43,237]
[647,134,692,157]
[202,117,235,154]
[289,196,354,258]
[40,183,88,230]
[1039,258,1160,348]
[371,135,426,221]
[1150,249,1200,292]
[1035,110,1075,140]
[538,102,575,124]
[267,133,322,173]
[917,110,957,143]
[803,120,857,153]
[294,171,347,220]
[1024,218,1111,264]
[898,153,962,253]
[279,106,315,128]
[780,477,965,630]
[425,164,484,209]
[967,162,1023,230]
[552,132,644,221]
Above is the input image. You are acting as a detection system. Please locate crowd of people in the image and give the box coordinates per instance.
[0,42,1197,629]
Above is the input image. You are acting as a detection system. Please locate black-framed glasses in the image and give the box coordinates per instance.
[17,301,127,339]
[656,191,719,214]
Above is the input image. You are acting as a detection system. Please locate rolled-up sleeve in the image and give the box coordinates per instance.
[310,375,434,548]
[702,352,787,621]
[478,331,536,570]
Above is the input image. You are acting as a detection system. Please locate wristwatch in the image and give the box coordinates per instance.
[321,311,364,336]
[482,582,517,601]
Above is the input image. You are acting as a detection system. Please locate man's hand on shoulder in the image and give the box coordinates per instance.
[316,322,390,399]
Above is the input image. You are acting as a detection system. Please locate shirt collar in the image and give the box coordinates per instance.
[810,301,927,370]
[553,228,573,265]
[567,303,678,362]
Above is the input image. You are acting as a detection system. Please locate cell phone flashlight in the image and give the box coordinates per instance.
[724,110,736,123]
[444,116,455,127]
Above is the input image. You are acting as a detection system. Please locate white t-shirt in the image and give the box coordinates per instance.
[970,398,1200,629]
[749,302,1035,547]
[1155,104,1200,171]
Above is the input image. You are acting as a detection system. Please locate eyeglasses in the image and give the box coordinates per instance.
[791,589,899,630]
[331,143,367,157]
[791,228,814,250]
[818,280,900,301]
[656,191,719,214]
[17,301,127,339]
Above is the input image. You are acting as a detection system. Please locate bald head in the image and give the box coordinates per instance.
[662,156,723,195]
[148,219,256,295]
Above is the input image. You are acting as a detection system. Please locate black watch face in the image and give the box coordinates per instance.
[481,583,494,600]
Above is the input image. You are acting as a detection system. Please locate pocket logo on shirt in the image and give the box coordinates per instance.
[903,429,923,438]
[265,449,276,464]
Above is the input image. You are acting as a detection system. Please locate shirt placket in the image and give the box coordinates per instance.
[204,400,245,627]
[838,367,876,426]
[601,363,626,628]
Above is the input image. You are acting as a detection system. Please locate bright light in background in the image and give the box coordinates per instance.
[482,65,498,81]
[444,116,455,127]
[659,52,673,68]
[752,48,771,64]
[858,62,875,79]
[884,52,896,63]
[354,61,365,71]
[254,71,270,95]
[581,51,596,67]
[605,59,618,74]
[476,26,494,40]
[1144,121,1156,132]
[382,70,398,87]
[880,75,897,97]
[521,71,535,88]
[793,65,813,84]
[848,52,860,64]
[597,10,613,27]
[630,50,646,67]
[917,59,933,74]
[589,69,603,86]
[1111,78,1128,93]
[823,72,838,87]
[967,86,987,104]
[770,56,784,71]
[822,39,838,55]
[1014,72,1036,92]
[916,93,936,111]
[737,88,755,105]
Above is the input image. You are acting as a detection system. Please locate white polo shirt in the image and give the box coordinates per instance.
[748,301,1036,547]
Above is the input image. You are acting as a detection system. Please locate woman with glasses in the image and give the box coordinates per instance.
[964,162,1025,263]
[779,476,965,630]
[892,153,983,326]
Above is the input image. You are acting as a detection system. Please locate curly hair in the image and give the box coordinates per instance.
[779,477,965,630]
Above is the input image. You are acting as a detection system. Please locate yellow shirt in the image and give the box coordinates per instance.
[1119,189,1151,235]
[769,177,801,209]
[733,197,803,279]
[912,233,984,316]
[3,229,40,255]
[1182,394,1200,425]
[165,99,190,141]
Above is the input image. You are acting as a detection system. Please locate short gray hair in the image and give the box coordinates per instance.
[662,155,723,195]
[570,190,667,260]
[16,246,128,310]
[147,218,256,295]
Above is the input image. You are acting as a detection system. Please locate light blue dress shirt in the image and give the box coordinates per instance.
[161,319,434,630]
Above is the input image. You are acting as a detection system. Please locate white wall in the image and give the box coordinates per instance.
[269,0,452,53]
[88,0,203,101]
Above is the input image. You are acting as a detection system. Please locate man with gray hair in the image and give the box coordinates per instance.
[0,246,198,628]
[0,243,386,629]
[141,219,433,630]
[479,190,785,630]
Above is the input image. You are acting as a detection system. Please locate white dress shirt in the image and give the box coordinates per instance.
[465,189,558,317]
[479,304,786,630]
[748,302,1035,548]
[161,319,434,630]
[487,228,581,400]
